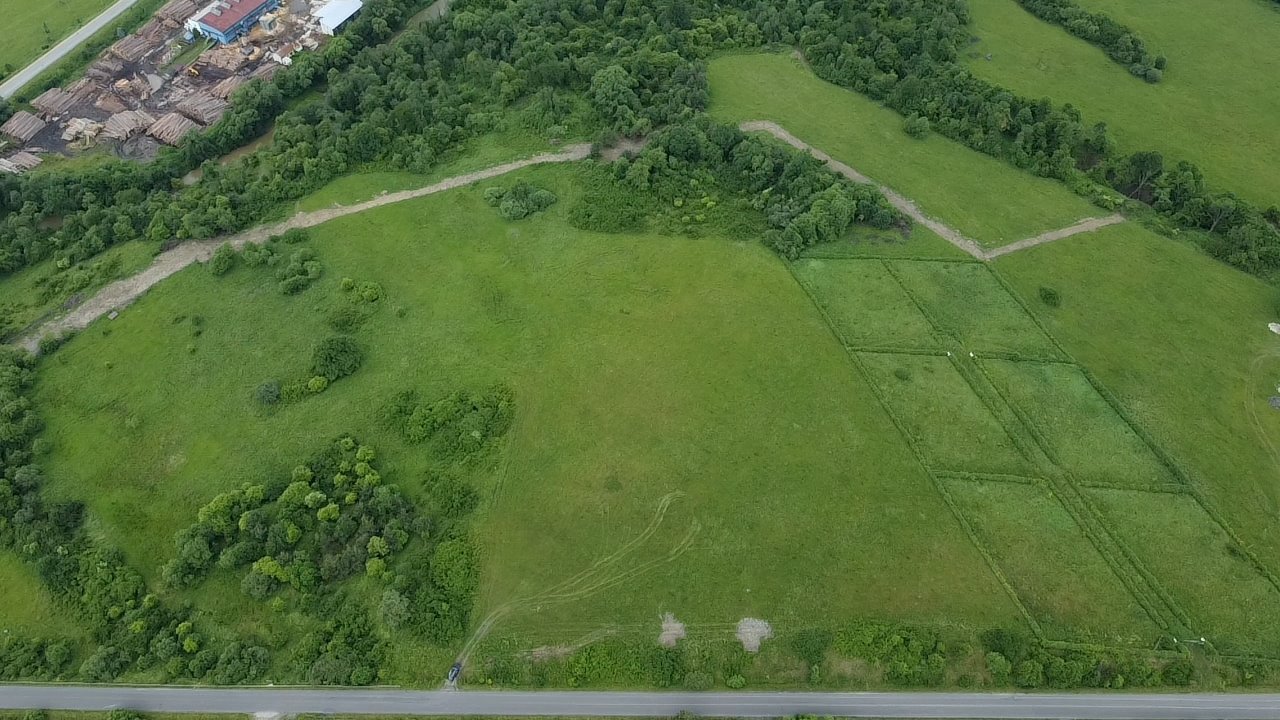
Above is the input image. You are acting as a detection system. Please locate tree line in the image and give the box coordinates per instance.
[1013,0,1165,82]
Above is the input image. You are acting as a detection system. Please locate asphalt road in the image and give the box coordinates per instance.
[0,0,143,99]
[1,686,1280,719]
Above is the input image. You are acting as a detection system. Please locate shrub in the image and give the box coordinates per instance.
[725,673,746,689]
[1014,659,1045,688]
[903,114,930,138]
[208,243,236,276]
[307,375,329,393]
[279,228,310,244]
[684,670,714,690]
[986,651,1012,685]
[790,628,832,668]
[255,380,281,405]
[486,181,559,220]
[1038,286,1062,307]
[311,336,364,381]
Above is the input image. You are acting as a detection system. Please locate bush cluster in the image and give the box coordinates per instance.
[383,386,515,464]
[1014,0,1165,82]
[484,182,559,220]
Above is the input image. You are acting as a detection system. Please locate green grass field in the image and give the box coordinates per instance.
[1088,488,1280,656]
[994,222,1280,572]
[859,353,1032,476]
[888,261,1061,359]
[944,479,1160,644]
[31,162,1018,685]
[708,53,1101,246]
[965,0,1280,206]
[791,258,937,350]
[0,0,112,74]
[981,359,1175,489]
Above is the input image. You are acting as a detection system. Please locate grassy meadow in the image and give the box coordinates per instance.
[0,552,88,640]
[965,0,1280,206]
[708,53,1101,246]
[0,0,112,74]
[994,223,1280,576]
[30,162,1020,685]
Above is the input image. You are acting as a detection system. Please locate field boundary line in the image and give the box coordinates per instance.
[799,251,978,262]
[932,471,1043,486]
[848,345,946,357]
[14,144,593,354]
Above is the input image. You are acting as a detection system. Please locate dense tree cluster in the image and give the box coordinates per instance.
[161,438,416,599]
[979,628,1193,689]
[1014,0,1165,81]
[618,120,906,258]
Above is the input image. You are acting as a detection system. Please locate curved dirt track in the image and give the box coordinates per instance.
[17,144,591,353]
[737,120,1124,261]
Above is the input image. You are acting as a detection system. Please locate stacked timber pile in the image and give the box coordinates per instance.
[0,112,47,144]
[250,62,281,81]
[109,34,154,63]
[86,58,125,82]
[177,92,229,125]
[0,152,43,174]
[211,75,248,100]
[103,110,157,141]
[148,113,200,146]
[157,0,200,24]
[31,88,77,119]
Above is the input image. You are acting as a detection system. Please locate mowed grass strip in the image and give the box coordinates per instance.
[965,0,1280,206]
[708,53,1100,246]
[888,261,1061,359]
[1088,488,1280,656]
[0,0,113,73]
[0,552,88,639]
[944,479,1161,645]
[792,258,937,350]
[981,360,1174,489]
[994,222,1280,574]
[34,163,1019,683]
[860,353,1033,476]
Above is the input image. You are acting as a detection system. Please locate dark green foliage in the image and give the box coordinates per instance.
[0,637,73,681]
[620,119,906,258]
[296,602,385,685]
[278,228,311,244]
[311,336,364,382]
[790,628,832,667]
[485,181,559,221]
[834,620,946,686]
[383,386,515,464]
[1014,658,1046,688]
[1013,0,1163,81]
[567,166,654,233]
[1038,286,1062,307]
[277,248,323,295]
[903,114,931,138]
[208,243,236,276]
[255,380,281,405]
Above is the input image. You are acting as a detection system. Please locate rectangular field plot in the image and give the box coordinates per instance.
[889,261,1060,358]
[945,479,1161,644]
[793,258,937,350]
[860,353,1033,476]
[982,360,1175,489]
[1089,489,1280,656]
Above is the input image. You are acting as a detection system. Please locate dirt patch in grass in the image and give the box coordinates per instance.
[658,613,686,647]
[736,617,773,652]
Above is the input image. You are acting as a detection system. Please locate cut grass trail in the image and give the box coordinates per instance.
[0,0,112,75]
[708,53,1100,246]
[31,162,1018,684]
[965,0,1280,207]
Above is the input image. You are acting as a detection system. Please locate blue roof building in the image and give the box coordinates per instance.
[185,0,280,44]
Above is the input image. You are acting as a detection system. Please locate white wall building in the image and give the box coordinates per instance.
[315,0,363,35]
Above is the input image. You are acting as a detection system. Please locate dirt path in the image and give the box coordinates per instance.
[737,120,1125,261]
[984,213,1126,258]
[16,144,591,353]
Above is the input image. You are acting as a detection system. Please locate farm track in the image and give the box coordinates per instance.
[737,120,1124,261]
[15,123,1121,353]
[15,144,591,353]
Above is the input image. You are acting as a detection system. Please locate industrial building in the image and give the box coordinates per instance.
[186,0,281,44]
[315,0,363,35]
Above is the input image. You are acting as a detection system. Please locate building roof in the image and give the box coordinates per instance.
[194,0,274,34]
[315,0,362,30]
